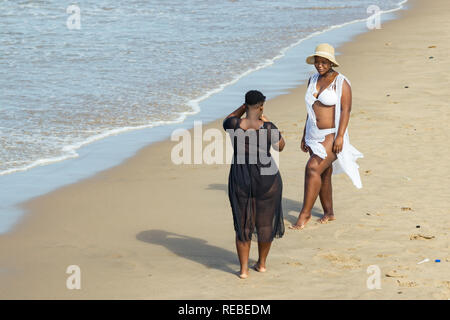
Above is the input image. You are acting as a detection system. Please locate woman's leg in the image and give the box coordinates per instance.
[254,241,272,272]
[318,165,335,223]
[290,133,337,229]
[235,236,251,278]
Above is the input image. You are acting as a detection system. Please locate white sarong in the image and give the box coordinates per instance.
[304,73,364,189]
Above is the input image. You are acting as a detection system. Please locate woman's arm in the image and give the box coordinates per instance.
[224,103,246,120]
[333,79,352,154]
[302,114,308,137]
[272,121,285,151]
[263,115,285,152]
[300,114,309,152]
[300,76,312,152]
[274,136,285,152]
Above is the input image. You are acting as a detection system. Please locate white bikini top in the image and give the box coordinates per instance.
[311,74,338,106]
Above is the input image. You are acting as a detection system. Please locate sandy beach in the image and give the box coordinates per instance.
[0,0,449,299]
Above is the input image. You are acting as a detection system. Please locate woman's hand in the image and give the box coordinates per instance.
[225,103,247,120]
[300,136,309,153]
[333,135,344,154]
[260,114,269,122]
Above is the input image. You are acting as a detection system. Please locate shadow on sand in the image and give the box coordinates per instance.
[206,183,323,225]
[136,229,247,276]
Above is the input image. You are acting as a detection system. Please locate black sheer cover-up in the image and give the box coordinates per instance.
[223,116,284,242]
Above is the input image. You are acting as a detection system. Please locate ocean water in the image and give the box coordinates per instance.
[0,0,406,176]
[0,0,411,234]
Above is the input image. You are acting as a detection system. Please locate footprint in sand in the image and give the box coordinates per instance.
[396,279,418,288]
[283,261,303,267]
[409,234,435,240]
[315,251,362,270]
[385,270,406,278]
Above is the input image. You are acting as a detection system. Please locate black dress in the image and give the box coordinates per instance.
[223,116,284,242]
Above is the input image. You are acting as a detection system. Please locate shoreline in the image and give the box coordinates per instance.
[0,0,410,235]
[2,0,450,299]
[0,0,408,178]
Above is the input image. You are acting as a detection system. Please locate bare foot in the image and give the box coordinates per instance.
[318,213,336,224]
[253,262,266,273]
[289,212,311,230]
[238,269,249,279]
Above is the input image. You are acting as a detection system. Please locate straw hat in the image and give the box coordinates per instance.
[306,43,339,67]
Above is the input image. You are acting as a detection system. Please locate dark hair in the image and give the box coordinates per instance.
[245,90,266,106]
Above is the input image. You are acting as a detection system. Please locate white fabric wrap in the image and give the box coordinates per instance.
[304,73,364,189]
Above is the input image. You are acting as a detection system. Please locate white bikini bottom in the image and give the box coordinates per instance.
[315,127,336,135]
[304,122,336,159]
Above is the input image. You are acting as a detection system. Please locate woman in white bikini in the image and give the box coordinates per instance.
[290,43,363,230]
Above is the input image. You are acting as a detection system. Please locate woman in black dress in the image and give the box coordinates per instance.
[223,90,285,279]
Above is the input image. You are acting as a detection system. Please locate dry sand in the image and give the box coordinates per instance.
[0,0,448,299]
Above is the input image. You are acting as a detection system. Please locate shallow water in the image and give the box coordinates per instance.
[0,0,403,176]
